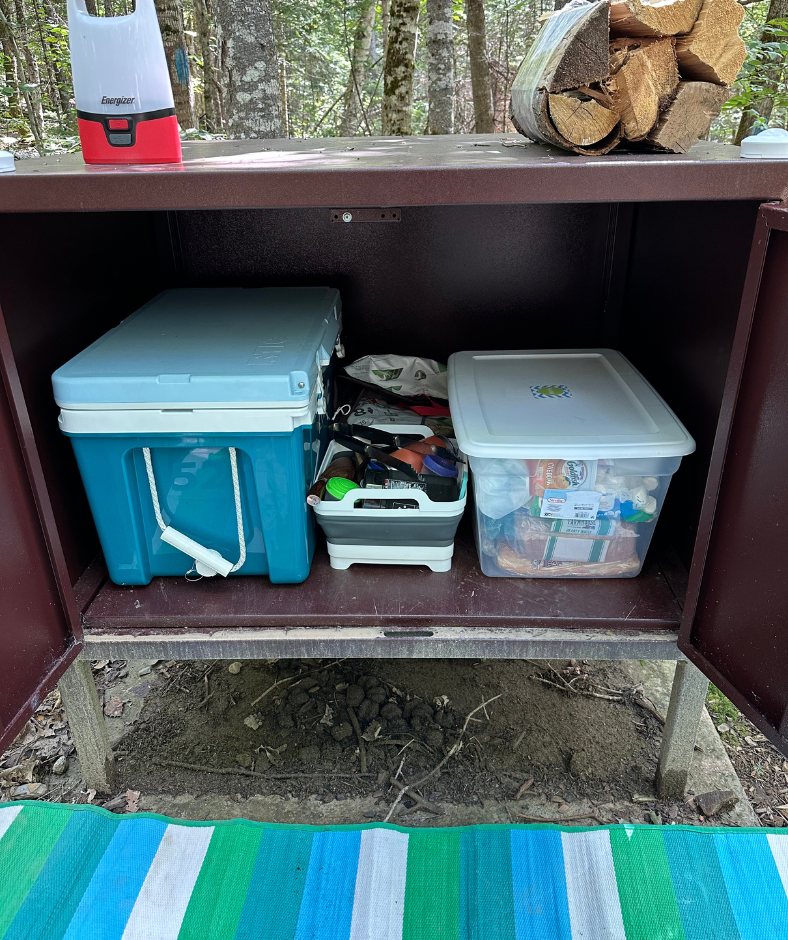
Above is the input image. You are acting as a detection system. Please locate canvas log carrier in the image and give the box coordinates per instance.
[510,0,745,154]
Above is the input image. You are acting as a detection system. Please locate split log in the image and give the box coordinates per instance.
[510,0,621,154]
[607,37,680,138]
[646,80,730,151]
[610,0,704,38]
[548,91,620,145]
[675,0,746,85]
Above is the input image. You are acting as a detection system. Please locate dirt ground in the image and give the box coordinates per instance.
[3,656,785,828]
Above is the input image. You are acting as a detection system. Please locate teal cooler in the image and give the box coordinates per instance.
[52,287,342,585]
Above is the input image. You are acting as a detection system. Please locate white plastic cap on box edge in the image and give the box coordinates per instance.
[0,152,15,173]
[447,348,696,459]
[740,127,788,160]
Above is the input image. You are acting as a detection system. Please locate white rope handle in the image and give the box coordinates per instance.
[143,446,246,574]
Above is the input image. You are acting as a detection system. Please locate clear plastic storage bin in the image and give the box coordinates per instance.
[447,349,696,578]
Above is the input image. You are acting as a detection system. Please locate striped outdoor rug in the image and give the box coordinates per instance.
[1,802,788,939]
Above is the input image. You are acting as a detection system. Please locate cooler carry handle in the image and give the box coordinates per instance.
[142,446,247,579]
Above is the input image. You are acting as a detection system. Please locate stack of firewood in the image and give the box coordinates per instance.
[510,0,746,154]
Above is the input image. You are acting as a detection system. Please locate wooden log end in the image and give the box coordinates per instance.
[549,93,620,146]
[646,80,731,152]
[610,0,705,38]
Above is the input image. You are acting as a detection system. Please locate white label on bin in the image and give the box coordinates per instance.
[541,489,602,521]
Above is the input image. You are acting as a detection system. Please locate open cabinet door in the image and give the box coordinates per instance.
[0,305,81,753]
[679,203,788,757]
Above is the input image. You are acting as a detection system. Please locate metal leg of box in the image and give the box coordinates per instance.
[59,659,116,793]
[656,660,709,799]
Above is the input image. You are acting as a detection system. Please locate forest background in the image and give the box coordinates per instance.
[0,0,786,157]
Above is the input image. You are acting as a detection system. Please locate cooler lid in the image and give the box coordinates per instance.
[52,287,341,407]
[447,348,696,459]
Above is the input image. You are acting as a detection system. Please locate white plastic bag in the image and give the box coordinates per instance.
[345,355,448,399]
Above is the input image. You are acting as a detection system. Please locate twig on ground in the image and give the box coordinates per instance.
[388,778,442,815]
[150,758,374,778]
[632,695,666,725]
[347,706,368,774]
[383,693,503,822]
[531,676,622,702]
[513,810,609,824]
[249,659,347,709]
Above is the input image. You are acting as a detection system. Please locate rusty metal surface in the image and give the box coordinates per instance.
[0,304,80,753]
[77,625,684,662]
[679,206,788,758]
[0,136,786,212]
[82,526,683,631]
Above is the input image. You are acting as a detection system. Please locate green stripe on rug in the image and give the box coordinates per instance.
[178,823,263,939]
[0,806,71,937]
[460,830,516,940]
[609,827,686,940]
[402,829,460,940]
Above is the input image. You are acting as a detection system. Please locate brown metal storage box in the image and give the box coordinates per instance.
[1,135,787,787]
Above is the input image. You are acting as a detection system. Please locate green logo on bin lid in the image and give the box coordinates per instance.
[531,384,572,399]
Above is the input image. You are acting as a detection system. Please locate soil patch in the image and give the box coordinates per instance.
[114,657,664,815]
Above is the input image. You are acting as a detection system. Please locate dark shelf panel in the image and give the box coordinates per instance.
[1,135,786,212]
[82,527,683,633]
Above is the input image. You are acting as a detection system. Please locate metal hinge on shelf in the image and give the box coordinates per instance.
[330,208,401,223]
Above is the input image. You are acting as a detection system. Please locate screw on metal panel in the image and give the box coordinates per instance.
[342,212,353,222]
[298,382,306,388]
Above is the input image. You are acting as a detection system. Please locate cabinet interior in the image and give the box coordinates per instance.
[0,200,760,633]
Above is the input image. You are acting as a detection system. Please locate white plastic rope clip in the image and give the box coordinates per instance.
[142,447,247,579]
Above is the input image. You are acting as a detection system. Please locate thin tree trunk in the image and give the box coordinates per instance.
[734,0,788,144]
[84,0,96,14]
[193,0,219,130]
[339,0,375,136]
[382,0,419,135]
[0,0,21,120]
[102,0,114,15]
[215,0,283,138]
[32,0,60,117]
[426,0,453,133]
[0,0,43,148]
[13,0,44,129]
[43,0,71,112]
[381,0,389,58]
[154,0,196,128]
[465,0,495,132]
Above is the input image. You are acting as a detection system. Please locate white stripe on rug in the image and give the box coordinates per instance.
[767,833,788,899]
[0,805,22,843]
[121,823,214,940]
[562,830,626,940]
[349,828,409,940]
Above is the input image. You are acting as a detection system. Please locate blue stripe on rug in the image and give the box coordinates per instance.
[510,829,571,940]
[61,817,168,940]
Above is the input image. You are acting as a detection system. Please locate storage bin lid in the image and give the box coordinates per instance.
[52,287,341,408]
[447,349,695,459]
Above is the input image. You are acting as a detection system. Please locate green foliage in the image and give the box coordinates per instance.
[712,2,788,141]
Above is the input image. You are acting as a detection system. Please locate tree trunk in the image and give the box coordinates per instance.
[215,0,283,138]
[382,0,419,134]
[0,0,21,120]
[154,0,196,129]
[193,0,220,131]
[102,0,114,15]
[13,0,44,130]
[734,0,788,144]
[466,0,495,132]
[426,0,453,133]
[44,0,72,112]
[339,0,375,136]
[0,0,43,148]
[381,0,389,59]
[83,0,96,14]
